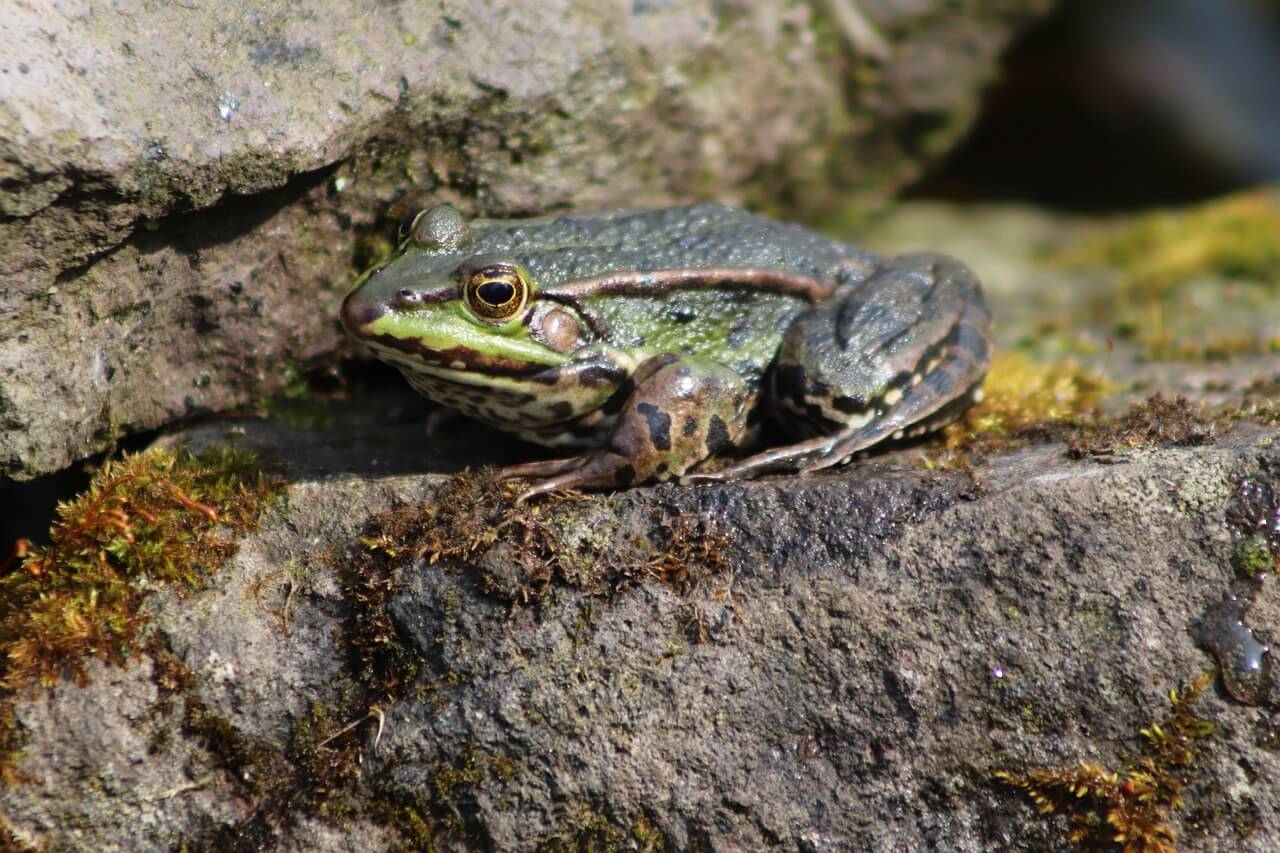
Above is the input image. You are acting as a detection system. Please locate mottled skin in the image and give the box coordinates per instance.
[341,203,991,499]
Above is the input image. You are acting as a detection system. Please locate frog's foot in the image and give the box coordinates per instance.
[502,354,750,501]
[691,378,986,482]
[501,450,639,503]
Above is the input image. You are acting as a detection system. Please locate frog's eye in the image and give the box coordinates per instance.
[396,210,419,244]
[462,263,528,322]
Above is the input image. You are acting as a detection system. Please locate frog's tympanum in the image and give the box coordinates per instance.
[341,203,991,499]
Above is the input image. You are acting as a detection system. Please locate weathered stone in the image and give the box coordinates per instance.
[2,398,1278,849]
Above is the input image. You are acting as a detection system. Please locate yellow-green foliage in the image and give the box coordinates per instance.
[958,351,1108,438]
[1057,190,1280,295]
[930,351,1107,465]
[0,447,285,690]
[996,673,1216,852]
[1050,189,1280,359]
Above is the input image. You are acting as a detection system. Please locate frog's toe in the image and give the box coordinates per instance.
[683,434,843,482]
[499,456,588,480]
[506,450,638,503]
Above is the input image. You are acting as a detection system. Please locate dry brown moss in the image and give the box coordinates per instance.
[1067,395,1216,459]
[356,467,730,603]
[996,673,1217,853]
[0,447,285,690]
[341,468,731,703]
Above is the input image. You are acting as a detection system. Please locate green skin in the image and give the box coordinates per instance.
[341,203,992,500]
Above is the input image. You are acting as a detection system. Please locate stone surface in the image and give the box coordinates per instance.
[2,394,1279,849]
[0,0,1052,483]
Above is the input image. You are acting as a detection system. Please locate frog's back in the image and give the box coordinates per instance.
[470,203,873,287]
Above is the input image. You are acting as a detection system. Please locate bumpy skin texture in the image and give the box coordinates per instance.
[341,204,991,497]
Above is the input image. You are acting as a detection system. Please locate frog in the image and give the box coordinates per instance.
[340,202,991,500]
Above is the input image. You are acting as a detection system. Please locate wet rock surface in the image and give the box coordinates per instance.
[2,400,1279,849]
[0,0,1052,483]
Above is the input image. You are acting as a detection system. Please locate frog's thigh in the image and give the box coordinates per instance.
[702,253,991,480]
[609,354,749,480]
[508,354,749,500]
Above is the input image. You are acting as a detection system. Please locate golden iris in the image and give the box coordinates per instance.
[463,264,527,322]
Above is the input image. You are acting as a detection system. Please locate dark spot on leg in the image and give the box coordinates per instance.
[579,365,625,387]
[833,394,868,414]
[948,323,990,362]
[726,324,752,349]
[707,415,730,454]
[548,401,573,420]
[923,368,955,397]
[637,402,671,451]
[602,380,634,415]
[615,464,636,485]
[682,415,698,437]
[775,364,808,407]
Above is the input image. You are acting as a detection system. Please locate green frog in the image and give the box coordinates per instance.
[341,203,991,500]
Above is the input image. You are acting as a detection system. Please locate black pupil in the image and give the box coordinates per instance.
[396,211,418,241]
[477,280,514,306]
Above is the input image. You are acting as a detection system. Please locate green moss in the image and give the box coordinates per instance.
[996,672,1217,852]
[351,230,396,277]
[1049,188,1280,360]
[365,744,528,848]
[1231,533,1275,579]
[926,351,1108,466]
[0,447,285,691]
[0,701,27,789]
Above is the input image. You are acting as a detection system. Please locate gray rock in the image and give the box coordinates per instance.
[0,0,1053,482]
[3,399,1278,849]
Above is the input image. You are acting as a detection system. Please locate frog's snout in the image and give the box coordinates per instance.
[339,289,385,337]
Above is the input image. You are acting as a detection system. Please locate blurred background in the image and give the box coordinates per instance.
[3,0,1279,554]
[911,0,1280,209]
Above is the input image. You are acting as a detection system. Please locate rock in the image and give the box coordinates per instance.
[0,0,1053,483]
[2,395,1278,849]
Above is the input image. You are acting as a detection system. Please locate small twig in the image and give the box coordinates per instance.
[823,0,892,61]
[150,774,216,801]
[319,706,387,752]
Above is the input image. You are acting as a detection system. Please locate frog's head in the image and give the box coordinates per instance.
[341,205,593,381]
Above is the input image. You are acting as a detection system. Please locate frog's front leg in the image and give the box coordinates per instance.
[502,354,750,501]
[692,252,992,481]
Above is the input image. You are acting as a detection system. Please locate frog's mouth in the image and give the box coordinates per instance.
[359,331,555,380]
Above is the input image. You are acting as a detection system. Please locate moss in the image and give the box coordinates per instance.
[0,822,35,853]
[1231,533,1275,579]
[340,467,730,708]
[0,447,285,691]
[1067,394,1215,459]
[996,672,1217,853]
[0,702,28,789]
[1225,476,1280,577]
[352,467,731,607]
[927,350,1108,466]
[367,744,527,848]
[261,364,339,430]
[1049,188,1280,360]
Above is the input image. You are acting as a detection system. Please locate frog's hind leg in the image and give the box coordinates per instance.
[691,252,991,481]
